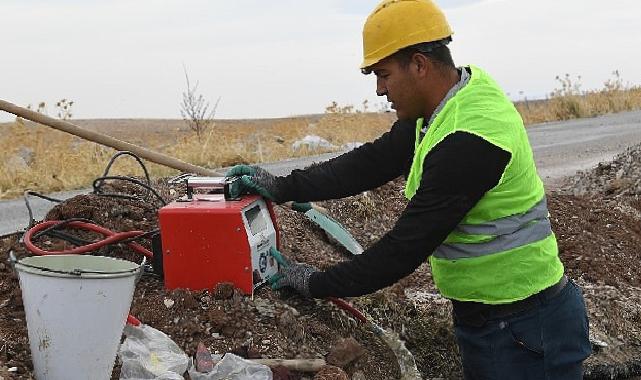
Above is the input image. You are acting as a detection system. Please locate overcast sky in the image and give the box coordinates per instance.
[1,0,639,121]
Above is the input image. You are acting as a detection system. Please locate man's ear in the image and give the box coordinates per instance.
[411,53,430,77]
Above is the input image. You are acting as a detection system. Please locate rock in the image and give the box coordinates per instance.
[272,365,295,380]
[5,155,29,172]
[163,298,175,309]
[207,309,227,332]
[278,309,305,343]
[170,288,199,309]
[183,293,199,309]
[4,146,34,172]
[213,282,235,300]
[254,297,276,318]
[314,365,349,380]
[326,337,365,368]
[231,344,262,359]
[16,146,34,166]
[195,342,214,372]
[0,366,12,378]
[232,288,244,305]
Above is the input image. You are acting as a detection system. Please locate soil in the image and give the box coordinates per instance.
[2,145,641,379]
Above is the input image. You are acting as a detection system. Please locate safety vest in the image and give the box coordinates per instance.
[405,66,564,304]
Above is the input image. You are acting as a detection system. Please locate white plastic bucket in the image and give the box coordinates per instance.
[15,255,143,380]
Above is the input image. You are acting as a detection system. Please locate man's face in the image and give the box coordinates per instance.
[370,56,423,121]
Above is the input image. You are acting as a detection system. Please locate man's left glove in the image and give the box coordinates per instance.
[268,247,317,298]
[226,165,283,202]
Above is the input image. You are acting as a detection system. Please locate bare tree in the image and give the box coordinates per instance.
[55,98,74,120]
[180,66,220,141]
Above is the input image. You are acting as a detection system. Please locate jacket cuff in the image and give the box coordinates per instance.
[308,271,327,299]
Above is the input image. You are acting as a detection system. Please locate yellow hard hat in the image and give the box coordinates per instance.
[361,0,453,70]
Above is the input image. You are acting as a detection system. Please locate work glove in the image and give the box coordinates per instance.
[268,247,317,298]
[226,165,283,202]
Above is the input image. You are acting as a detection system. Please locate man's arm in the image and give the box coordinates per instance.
[275,119,415,202]
[307,131,511,298]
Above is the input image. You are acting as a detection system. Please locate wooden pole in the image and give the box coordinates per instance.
[0,99,224,176]
[250,358,326,372]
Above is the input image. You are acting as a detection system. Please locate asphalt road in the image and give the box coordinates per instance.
[1,110,640,236]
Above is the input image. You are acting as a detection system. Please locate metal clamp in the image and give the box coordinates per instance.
[185,176,240,200]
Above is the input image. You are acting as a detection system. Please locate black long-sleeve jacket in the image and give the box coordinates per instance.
[277,119,511,298]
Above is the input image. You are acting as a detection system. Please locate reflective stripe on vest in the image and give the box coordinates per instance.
[435,216,552,259]
[453,196,549,236]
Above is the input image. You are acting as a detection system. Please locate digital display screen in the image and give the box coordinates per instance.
[245,205,267,235]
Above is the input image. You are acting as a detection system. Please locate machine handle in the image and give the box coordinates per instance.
[285,202,328,214]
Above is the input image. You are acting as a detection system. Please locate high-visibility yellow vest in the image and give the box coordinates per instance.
[405,66,564,304]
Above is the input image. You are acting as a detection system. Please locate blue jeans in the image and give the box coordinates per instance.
[454,280,592,380]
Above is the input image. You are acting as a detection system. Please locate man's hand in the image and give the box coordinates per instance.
[268,247,317,298]
[226,165,282,201]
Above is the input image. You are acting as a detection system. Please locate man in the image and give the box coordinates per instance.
[228,0,591,378]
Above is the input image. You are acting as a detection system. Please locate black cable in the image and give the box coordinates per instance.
[117,229,160,245]
[32,218,97,240]
[168,172,194,185]
[22,152,163,254]
[23,190,63,229]
[31,217,156,253]
[92,176,167,206]
[95,151,155,203]
[101,151,151,186]
[45,230,95,246]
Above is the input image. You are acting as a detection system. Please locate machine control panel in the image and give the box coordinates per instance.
[242,200,278,290]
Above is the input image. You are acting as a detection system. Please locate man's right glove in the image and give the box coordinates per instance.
[226,165,283,202]
[268,247,317,298]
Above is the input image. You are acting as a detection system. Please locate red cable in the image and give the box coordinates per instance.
[24,221,370,329]
[126,315,141,327]
[327,296,368,324]
[24,220,153,326]
[24,220,153,258]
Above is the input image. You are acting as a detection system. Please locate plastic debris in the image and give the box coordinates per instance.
[188,353,272,380]
[118,324,189,380]
[292,135,336,151]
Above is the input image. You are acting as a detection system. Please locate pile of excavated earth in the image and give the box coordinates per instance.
[2,143,641,379]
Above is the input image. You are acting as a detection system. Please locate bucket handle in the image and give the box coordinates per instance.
[135,256,146,284]
[10,253,146,280]
[8,250,17,272]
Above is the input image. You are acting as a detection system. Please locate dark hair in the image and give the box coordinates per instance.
[394,38,455,71]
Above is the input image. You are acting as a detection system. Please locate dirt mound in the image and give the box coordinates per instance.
[549,194,641,288]
[1,171,641,378]
[561,143,641,197]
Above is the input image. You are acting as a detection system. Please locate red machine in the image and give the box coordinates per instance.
[157,177,280,295]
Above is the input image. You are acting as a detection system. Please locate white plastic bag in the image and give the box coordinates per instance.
[188,353,272,380]
[118,324,189,380]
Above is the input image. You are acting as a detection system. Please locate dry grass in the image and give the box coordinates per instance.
[2,73,640,199]
[516,72,641,124]
[0,113,394,199]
